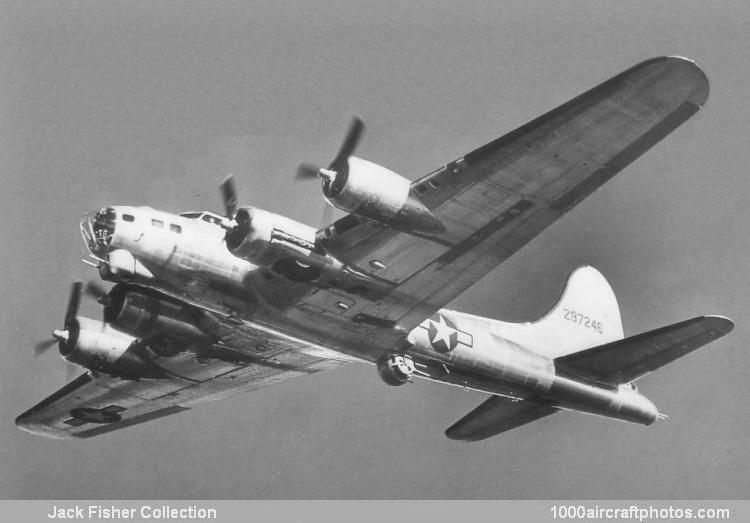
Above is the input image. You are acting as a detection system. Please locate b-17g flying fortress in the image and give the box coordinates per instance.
[17,56,733,442]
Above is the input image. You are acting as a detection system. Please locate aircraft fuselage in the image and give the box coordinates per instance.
[80,205,659,427]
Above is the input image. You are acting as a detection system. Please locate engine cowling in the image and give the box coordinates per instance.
[226,206,349,282]
[226,207,317,266]
[104,288,211,355]
[59,316,164,378]
[324,157,444,233]
[377,354,416,386]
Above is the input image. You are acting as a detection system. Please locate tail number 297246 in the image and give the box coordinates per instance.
[562,308,603,334]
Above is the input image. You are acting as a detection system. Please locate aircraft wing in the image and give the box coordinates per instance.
[16,314,348,439]
[554,315,734,386]
[291,56,709,346]
[445,396,559,441]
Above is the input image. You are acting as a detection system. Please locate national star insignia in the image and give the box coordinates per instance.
[427,315,458,353]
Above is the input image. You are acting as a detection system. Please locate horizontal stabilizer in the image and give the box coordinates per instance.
[555,315,734,386]
[445,396,558,442]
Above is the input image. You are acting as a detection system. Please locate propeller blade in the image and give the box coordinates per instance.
[84,280,109,304]
[220,174,238,219]
[295,117,365,185]
[64,282,83,328]
[296,163,322,180]
[33,338,57,357]
[330,116,364,170]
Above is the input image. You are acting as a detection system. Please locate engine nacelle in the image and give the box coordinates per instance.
[325,157,444,233]
[226,207,348,282]
[377,354,416,386]
[225,207,397,295]
[226,207,317,266]
[59,316,164,378]
[104,288,211,355]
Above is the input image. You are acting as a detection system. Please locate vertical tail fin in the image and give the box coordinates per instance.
[499,266,624,359]
[535,265,624,357]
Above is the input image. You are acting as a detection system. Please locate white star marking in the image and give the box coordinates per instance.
[431,315,456,348]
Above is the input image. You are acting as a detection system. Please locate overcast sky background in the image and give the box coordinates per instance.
[1,0,748,499]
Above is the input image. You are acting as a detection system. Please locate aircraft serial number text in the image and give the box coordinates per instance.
[562,309,603,334]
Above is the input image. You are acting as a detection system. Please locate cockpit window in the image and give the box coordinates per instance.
[122,214,135,222]
[151,218,164,228]
[178,211,224,226]
[170,223,182,233]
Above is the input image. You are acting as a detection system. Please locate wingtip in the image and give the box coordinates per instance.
[444,426,480,442]
[665,55,710,108]
[665,55,706,73]
[15,413,74,439]
[702,315,735,336]
[630,56,709,109]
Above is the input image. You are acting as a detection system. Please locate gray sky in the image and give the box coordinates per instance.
[1,0,748,499]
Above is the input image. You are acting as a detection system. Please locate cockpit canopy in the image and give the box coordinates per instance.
[179,211,224,226]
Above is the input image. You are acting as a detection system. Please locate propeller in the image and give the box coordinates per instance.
[295,117,365,188]
[33,338,57,357]
[220,174,238,221]
[33,340,81,380]
[219,172,251,249]
[84,279,110,305]
[64,281,82,328]
[220,117,364,232]
[33,282,82,357]
[331,116,364,173]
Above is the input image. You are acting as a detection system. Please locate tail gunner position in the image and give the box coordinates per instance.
[18,56,734,440]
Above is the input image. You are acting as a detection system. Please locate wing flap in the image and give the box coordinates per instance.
[445,396,558,442]
[554,315,734,386]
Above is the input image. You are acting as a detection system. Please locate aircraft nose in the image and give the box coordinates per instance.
[80,207,116,253]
